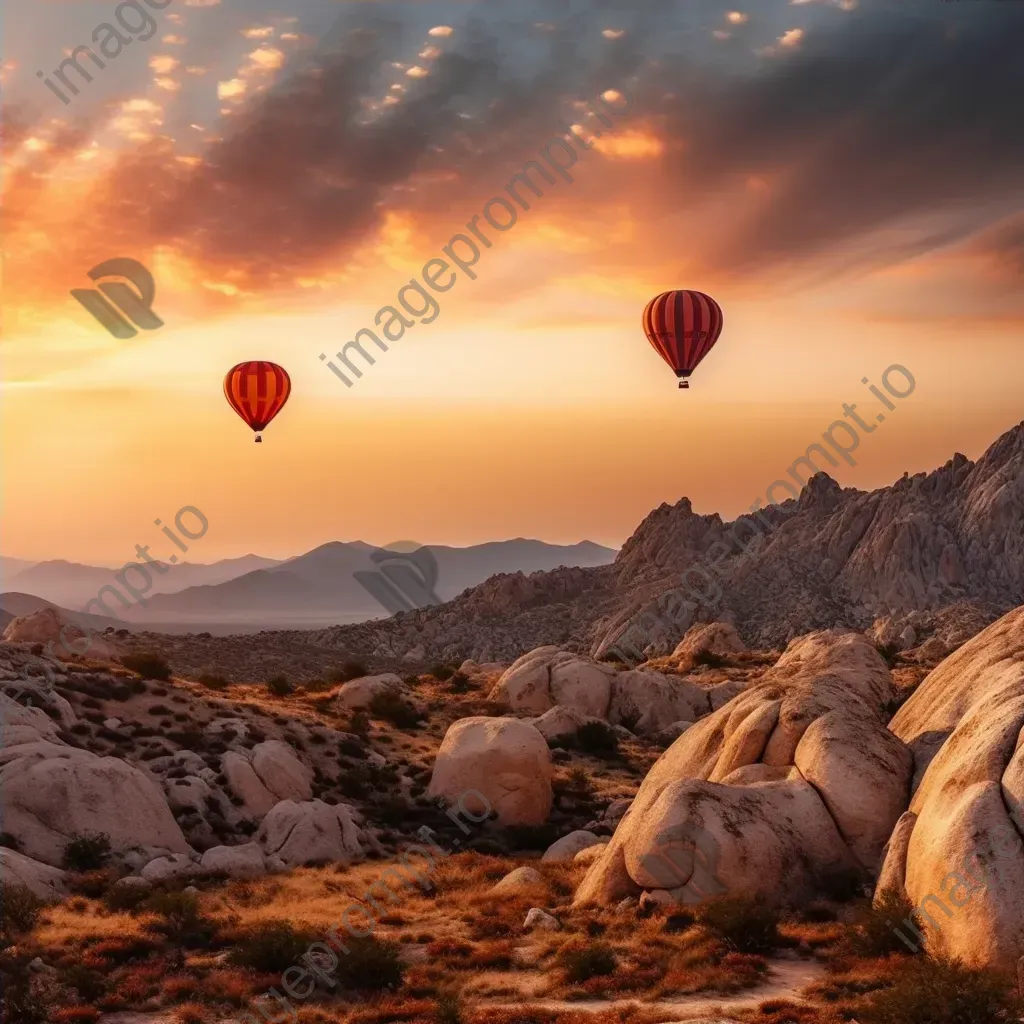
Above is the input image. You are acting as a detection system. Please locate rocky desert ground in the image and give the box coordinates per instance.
[3,424,1024,1024]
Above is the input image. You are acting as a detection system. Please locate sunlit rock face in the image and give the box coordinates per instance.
[880,605,1024,970]
[575,630,912,908]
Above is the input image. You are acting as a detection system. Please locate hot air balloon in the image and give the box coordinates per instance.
[223,361,291,442]
[642,289,723,389]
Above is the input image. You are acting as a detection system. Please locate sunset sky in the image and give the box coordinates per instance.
[3,0,1023,566]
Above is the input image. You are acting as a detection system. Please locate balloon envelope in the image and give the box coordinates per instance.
[224,361,291,437]
[642,290,724,381]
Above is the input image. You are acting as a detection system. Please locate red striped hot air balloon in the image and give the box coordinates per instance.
[223,361,291,442]
[642,289,724,389]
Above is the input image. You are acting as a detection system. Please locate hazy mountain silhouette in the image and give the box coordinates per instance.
[111,539,617,627]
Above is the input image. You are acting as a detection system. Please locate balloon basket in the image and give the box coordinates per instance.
[255,435,263,443]
[678,380,690,389]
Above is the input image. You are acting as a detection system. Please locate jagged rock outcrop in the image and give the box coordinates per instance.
[877,605,1024,970]
[427,717,552,825]
[291,422,1024,662]
[574,630,912,907]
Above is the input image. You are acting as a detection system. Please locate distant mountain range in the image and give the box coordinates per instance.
[1,554,280,608]
[0,540,617,633]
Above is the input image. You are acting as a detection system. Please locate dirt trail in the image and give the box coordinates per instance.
[484,956,826,1021]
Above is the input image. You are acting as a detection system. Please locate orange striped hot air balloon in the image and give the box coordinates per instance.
[642,289,724,389]
[223,361,291,442]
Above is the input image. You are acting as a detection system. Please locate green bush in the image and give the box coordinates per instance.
[368,690,422,729]
[62,832,112,872]
[555,939,618,983]
[266,675,293,697]
[846,890,922,958]
[860,954,1019,1024]
[573,721,619,755]
[693,893,780,954]
[121,653,172,680]
[228,919,321,973]
[0,883,44,945]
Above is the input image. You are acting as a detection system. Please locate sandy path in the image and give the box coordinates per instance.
[483,956,826,1021]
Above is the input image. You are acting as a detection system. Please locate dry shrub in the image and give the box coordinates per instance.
[555,938,618,983]
[0,882,44,945]
[345,995,440,1023]
[858,954,1019,1024]
[227,919,319,973]
[81,933,164,967]
[843,890,921,958]
[50,1009,101,1024]
[173,1004,211,1024]
[693,893,780,954]
[194,967,256,1005]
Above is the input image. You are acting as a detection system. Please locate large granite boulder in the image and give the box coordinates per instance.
[877,606,1024,970]
[257,799,373,867]
[427,717,552,825]
[0,706,191,867]
[575,630,911,907]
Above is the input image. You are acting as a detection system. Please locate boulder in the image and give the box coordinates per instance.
[164,775,213,814]
[542,831,607,862]
[877,606,1024,970]
[654,721,692,745]
[609,670,708,734]
[200,842,267,879]
[0,848,67,901]
[0,694,63,748]
[708,679,747,711]
[336,674,406,711]
[0,742,191,867]
[523,908,561,931]
[673,622,746,659]
[427,717,552,826]
[257,799,371,867]
[529,705,592,743]
[575,630,910,907]
[490,649,614,717]
[221,751,276,818]
[141,853,197,883]
[492,866,544,892]
[2,607,121,661]
[250,740,313,802]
